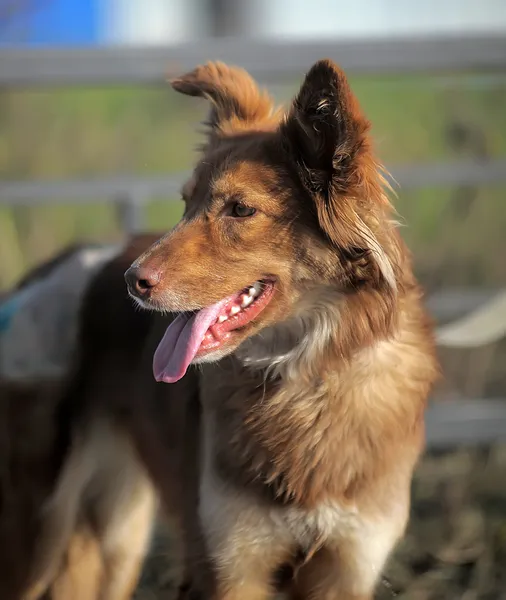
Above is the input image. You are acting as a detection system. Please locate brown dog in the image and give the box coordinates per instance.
[120,59,439,599]
[3,59,438,599]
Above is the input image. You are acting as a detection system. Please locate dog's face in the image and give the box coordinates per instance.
[126,60,401,383]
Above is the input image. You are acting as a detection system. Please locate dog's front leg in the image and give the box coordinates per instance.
[194,474,290,600]
[288,508,407,600]
[187,541,285,600]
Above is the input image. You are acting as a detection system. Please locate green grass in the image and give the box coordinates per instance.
[0,72,505,289]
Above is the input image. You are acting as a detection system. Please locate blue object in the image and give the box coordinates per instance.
[0,285,36,333]
[0,296,20,333]
[0,0,101,46]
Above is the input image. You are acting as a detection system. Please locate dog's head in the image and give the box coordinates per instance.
[126,60,405,383]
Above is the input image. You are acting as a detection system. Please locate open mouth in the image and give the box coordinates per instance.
[153,280,275,384]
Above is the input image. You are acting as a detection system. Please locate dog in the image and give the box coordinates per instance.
[0,239,159,600]
[1,58,439,599]
[121,59,440,599]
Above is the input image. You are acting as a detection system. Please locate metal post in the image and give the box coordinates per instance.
[207,0,248,36]
[116,193,145,234]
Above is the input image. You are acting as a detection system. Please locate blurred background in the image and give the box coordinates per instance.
[1,1,506,597]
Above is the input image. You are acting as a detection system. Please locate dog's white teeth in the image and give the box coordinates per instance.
[248,286,258,297]
[241,294,253,308]
[218,314,228,323]
[230,305,241,316]
[252,282,262,295]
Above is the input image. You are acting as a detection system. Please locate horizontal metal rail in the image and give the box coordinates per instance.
[1,34,506,87]
[0,175,187,204]
[426,399,506,448]
[426,288,503,323]
[1,157,505,205]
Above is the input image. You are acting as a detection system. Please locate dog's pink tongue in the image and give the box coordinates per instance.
[153,299,229,383]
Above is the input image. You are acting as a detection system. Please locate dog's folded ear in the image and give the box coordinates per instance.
[282,59,371,195]
[170,61,275,135]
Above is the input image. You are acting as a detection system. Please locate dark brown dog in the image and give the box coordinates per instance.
[122,59,439,599]
[0,240,158,600]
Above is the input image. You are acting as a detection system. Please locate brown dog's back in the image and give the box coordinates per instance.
[0,237,163,600]
[0,378,63,599]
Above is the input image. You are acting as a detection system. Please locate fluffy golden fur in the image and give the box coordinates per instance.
[123,59,439,598]
[0,59,439,600]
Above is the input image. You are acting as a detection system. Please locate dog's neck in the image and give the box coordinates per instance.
[201,284,434,508]
[203,319,429,510]
[236,284,398,384]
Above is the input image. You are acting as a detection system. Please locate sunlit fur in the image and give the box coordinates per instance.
[123,59,440,599]
[1,60,439,600]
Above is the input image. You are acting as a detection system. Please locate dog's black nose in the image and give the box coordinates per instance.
[124,265,161,297]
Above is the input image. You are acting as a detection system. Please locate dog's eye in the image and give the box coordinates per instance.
[231,203,256,218]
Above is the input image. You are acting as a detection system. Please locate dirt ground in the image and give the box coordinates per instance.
[134,444,506,600]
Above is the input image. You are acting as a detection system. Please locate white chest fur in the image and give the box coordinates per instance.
[200,459,362,557]
[274,501,361,549]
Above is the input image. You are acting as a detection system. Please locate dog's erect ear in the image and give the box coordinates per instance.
[282,59,371,195]
[283,60,396,290]
[170,61,275,134]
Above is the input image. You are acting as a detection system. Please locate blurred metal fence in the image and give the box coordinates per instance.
[1,34,506,231]
[2,34,506,85]
[1,34,506,448]
[1,34,506,230]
